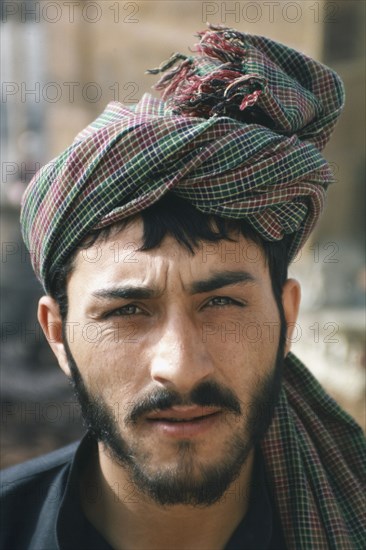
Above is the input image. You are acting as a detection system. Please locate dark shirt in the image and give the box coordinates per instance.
[0,433,286,549]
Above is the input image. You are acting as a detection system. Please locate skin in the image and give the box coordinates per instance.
[38,219,300,550]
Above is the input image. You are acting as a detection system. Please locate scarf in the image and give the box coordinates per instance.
[262,352,365,549]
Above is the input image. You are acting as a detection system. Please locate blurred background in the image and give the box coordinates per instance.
[1,0,365,468]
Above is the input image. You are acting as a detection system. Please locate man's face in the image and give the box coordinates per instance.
[59,221,287,505]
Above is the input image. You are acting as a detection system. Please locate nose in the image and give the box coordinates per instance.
[150,311,215,394]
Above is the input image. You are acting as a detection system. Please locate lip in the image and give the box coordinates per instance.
[144,407,222,438]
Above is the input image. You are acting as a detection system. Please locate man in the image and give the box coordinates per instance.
[1,25,365,550]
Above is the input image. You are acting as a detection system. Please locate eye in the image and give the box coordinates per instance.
[104,304,144,318]
[205,296,244,308]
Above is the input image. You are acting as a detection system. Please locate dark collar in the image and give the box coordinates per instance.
[225,450,274,549]
[56,433,108,550]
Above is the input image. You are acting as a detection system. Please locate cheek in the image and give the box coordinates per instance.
[67,323,144,397]
[240,312,281,361]
[204,308,281,408]
[204,304,280,361]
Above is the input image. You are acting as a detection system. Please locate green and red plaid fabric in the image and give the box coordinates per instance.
[20,26,345,293]
[263,353,366,549]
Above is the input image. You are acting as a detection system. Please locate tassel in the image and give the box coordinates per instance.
[147,24,265,122]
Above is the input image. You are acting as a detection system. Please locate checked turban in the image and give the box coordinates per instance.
[20,25,345,293]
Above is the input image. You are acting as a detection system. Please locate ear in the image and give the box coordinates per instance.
[37,296,71,377]
[282,278,301,356]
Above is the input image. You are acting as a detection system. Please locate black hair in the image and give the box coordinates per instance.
[50,192,292,320]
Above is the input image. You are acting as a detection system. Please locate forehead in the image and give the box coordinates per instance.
[69,218,269,293]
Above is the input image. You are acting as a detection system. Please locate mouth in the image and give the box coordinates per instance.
[144,407,222,438]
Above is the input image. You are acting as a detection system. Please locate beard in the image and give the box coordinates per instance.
[63,313,286,507]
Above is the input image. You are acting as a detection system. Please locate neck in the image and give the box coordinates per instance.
[80,443,254,550]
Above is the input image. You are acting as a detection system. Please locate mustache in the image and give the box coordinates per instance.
[126,380,242,425]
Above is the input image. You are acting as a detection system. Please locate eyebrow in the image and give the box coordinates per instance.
[91,270,256,301]
[189,270,256,294]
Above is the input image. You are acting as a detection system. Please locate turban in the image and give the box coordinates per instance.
[20,25,345,293]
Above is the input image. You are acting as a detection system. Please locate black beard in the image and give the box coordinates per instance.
[63,315,286,507]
